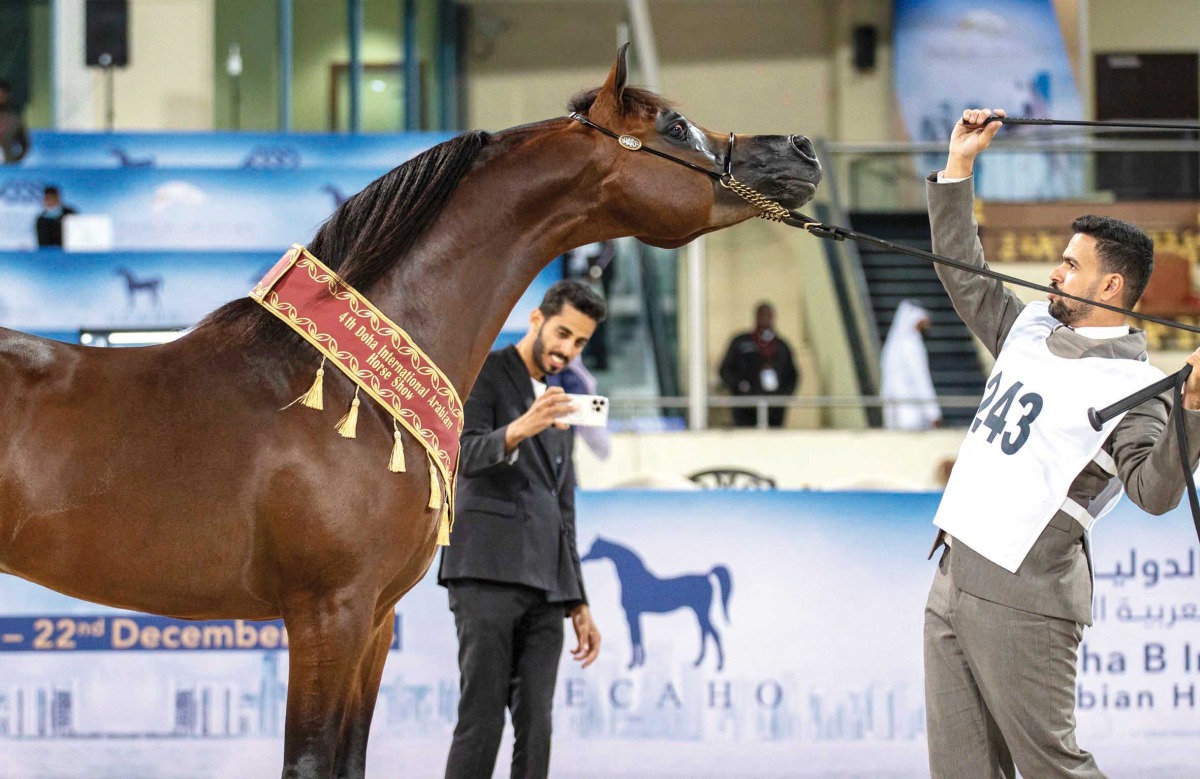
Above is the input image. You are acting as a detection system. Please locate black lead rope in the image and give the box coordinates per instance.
[1088,365,1200,542]
[789,211,1200,544]
[781,212,1200,335]
[1172,375,1200,541]
[983,116,1200,132]
[572,108,1200,539]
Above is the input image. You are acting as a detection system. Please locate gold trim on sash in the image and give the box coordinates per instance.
[250,245,461,545]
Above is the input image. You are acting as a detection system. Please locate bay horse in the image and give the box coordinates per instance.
[0,46,818,778]
[581,537,732,672]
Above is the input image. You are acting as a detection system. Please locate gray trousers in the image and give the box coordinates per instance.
[445,580,565,779]
[924,548,1105,779]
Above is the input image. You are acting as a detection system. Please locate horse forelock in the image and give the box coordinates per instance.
[568,86,673,121]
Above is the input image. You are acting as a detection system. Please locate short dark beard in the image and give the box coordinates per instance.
[531,324,565,376]
[1049,283,1099,327]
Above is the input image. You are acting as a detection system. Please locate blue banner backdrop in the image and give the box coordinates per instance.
[0,491,1196,777]
[0,251,561,346]
[17,132,456,170]
[0,168,391,251]
[893,0,1086,200]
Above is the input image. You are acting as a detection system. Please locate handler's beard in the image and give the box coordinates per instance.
[1049,281,1101,327]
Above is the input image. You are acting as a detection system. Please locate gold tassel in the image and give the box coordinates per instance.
[286,358,326,411]
[436,504,451,546]
[388,420,406,473]
[336,388,361,438]
[427,458,442,510]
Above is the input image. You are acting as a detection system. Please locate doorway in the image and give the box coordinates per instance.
[1094,52,1199,200]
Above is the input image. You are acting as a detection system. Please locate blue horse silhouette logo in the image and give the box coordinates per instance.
[582,537,732,671]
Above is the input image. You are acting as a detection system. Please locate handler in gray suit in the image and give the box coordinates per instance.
[924,107,1200,778]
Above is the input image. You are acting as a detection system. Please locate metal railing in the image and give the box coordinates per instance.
[822,136,1200,212]
[606,394,982,430]
[814,138,883,411]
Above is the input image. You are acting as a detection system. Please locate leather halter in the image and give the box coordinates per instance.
[569,111,733,181]
[568,112,795,223]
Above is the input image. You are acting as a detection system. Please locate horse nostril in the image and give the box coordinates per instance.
[789,135,817,162]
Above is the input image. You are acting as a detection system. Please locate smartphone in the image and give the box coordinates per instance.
[557,394,609,428]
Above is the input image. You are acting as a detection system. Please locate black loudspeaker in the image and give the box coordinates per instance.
[86,0,129,67]
[852,24,877,72]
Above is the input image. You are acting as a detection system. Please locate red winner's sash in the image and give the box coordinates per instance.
[250,245,463,545]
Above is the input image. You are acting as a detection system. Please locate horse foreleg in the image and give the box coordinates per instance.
[333,610,395,779]
[710,626,724,672]
[692,609,712,669]
[627,612,643,670]
[281,592,375,779]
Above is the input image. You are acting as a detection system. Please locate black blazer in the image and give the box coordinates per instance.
[438,346,587,607]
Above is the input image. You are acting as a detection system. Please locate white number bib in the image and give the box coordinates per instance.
[934,303,1164,572]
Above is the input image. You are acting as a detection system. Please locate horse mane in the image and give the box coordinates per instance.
[595,538,642,565]
[200,130,490,350]
[568,87,674,120]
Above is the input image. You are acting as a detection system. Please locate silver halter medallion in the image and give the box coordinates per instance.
[618,135,642,151]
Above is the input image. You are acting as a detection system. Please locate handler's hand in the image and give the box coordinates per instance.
[506,387,575,451]
[1182,348,1200,410]
[945,108,1006,179]
[569,604,601,669]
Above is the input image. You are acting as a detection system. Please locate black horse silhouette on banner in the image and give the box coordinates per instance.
[582,537,732,671]
[114,268,163,309]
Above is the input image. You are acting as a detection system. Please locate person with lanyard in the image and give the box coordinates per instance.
[35,186,78,247]
[718,301,800,428]
[923,107,1200,778]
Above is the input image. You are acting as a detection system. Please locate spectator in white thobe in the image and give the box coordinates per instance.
[881,299,942,430]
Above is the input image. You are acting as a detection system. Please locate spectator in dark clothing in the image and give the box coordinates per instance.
[563,241,616,371]
[36,187,77,248]
[0,80,29,163]
[719,302,800,428]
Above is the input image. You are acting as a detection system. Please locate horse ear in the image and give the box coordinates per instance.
[594,43,630,117]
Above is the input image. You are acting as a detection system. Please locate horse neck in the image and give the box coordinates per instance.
[365,123,618,393]
[602,544,650,581]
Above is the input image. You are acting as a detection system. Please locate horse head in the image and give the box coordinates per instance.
[581,536,619,563]
[569,44,821,249]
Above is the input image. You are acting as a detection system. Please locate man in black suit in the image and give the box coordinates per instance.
[439,280,605,779]
[35,186,78,248]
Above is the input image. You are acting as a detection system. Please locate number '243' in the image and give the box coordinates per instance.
[971,372,1043,455]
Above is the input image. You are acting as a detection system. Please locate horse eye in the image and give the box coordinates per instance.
[667,123,687,141]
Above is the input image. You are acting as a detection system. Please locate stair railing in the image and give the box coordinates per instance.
[814,139,883,425]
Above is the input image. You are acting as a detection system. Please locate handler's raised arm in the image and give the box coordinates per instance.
[946,107,1006,178]
[926,107,1024,356]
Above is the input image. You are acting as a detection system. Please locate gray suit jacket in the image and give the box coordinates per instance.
[926,173,1200,625]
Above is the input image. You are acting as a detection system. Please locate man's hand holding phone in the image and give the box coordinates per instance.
[505,386,575,451]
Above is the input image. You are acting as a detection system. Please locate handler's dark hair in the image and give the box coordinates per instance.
[1071,215,1154,306]
[539,279,607,323]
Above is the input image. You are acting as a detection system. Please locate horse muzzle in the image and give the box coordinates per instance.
[731,134,823,211]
